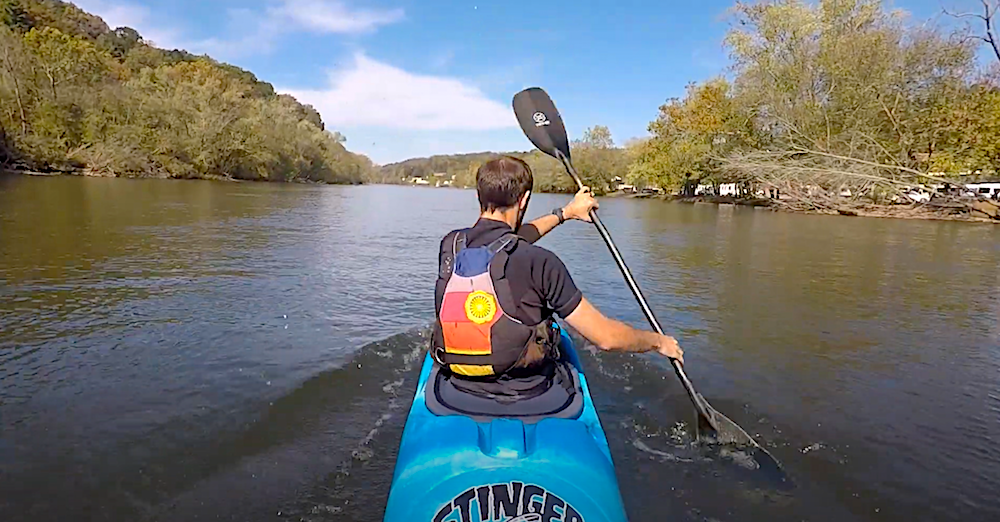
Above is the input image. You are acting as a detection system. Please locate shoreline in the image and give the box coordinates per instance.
[0,168,364,185]
[7,170,997,223]
[663,194,1000,224]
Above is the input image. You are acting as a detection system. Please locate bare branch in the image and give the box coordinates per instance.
[945,1,1000,64]
[942,8,987,22]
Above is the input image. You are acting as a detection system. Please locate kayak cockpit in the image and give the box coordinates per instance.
[425,357,585,424]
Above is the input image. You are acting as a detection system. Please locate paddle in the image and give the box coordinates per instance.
[512,87,778,462]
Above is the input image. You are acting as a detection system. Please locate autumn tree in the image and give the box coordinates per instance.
[628,78,749,192]
[717,0,984,207]
[566,125,626,194]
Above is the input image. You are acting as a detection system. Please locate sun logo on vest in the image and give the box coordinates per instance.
[465,291,497,324]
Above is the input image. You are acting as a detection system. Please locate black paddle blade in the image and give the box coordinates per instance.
[696,393,785,474]
[513,87,571,161]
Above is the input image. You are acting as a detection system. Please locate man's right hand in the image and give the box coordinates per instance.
[655,334,684,364]
[563,187,599,222]
[565,297,686,364]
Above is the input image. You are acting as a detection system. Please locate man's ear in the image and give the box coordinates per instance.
[520,191,531,209]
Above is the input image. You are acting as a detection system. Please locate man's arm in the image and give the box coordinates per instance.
[517,187,599,244]
[564,297,684,363]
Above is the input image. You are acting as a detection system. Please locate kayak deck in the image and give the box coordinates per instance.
[384,326,628,521]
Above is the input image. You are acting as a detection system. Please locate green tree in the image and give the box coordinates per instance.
[629,78,748,191]
[20,0,108,40]
[571,126,626,194]
[22,26,112,99]
[0,25,30,135]
[1,0,31,31]
[581,125,614,149]
[710,0,987,206]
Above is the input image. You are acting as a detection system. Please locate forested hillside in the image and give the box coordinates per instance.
[0,0,373,183]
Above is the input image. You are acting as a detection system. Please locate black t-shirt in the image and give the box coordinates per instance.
[435,218,583,327]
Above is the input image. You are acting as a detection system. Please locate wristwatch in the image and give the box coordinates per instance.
[552,207,566,224]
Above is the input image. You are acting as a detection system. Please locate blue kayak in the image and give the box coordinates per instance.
[384,324,629,521]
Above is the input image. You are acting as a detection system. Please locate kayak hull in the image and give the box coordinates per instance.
[384,326,628,521]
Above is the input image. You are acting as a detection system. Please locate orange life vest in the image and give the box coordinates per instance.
[433,230,552,377]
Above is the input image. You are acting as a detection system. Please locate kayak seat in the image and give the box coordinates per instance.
[425,358,584,424]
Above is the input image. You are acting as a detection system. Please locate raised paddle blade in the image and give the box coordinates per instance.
[513,87,572,161]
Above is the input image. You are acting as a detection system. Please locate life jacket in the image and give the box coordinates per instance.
[432,229,557,378]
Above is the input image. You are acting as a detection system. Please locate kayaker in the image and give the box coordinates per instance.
[431,156,683,392]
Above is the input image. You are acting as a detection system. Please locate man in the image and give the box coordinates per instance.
[432,156,683,388]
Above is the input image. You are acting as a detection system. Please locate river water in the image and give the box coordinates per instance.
[1,175,998,522]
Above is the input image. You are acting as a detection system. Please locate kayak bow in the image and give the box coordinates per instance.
[384,324,628,522]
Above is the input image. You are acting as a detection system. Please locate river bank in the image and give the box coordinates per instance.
[659,194,1000,224]
[8,169,996,223]
[1,168,366,185]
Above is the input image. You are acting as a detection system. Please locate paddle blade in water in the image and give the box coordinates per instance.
[513,87,571,161]
[696,393,785,475]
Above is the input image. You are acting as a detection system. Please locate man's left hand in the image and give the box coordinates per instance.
[563,187,599,222]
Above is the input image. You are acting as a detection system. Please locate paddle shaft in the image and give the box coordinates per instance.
[555,151,710,419]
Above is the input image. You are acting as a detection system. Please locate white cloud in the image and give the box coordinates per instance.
[72,0,184,50]
[278,53,517,131]
[194,1,404,57]
[71,1,405,59]
[185,8,284,57]
[273,0,404,34]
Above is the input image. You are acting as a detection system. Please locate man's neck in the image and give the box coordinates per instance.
[479,210,517,229]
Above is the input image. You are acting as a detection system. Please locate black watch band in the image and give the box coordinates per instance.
[553,207,565,224]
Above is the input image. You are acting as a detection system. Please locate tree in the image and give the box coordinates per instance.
[97,26,141,58]
[1,0,31,31]
[628,78,749,191]
[581,125,614,149]
[717,0,983,208]
[0,25,30,134]
[22,26,111,99]
[20,0,109,40]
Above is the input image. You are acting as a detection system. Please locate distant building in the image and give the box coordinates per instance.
[610,176,636,193]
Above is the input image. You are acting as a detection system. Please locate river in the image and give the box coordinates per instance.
[1,175,998,522]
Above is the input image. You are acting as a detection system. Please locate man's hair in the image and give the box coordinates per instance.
[476,156,534,212]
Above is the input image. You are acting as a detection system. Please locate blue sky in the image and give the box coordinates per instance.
[73,0,979,164]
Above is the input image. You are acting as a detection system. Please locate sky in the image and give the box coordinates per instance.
[71,0,979,165]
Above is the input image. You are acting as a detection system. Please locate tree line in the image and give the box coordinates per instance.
[0,0,374,183]
[385,0,1000,211]
[627,0,1000,211]
[380,126,633,195]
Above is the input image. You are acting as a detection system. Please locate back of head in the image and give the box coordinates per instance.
[476,156,533,212]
